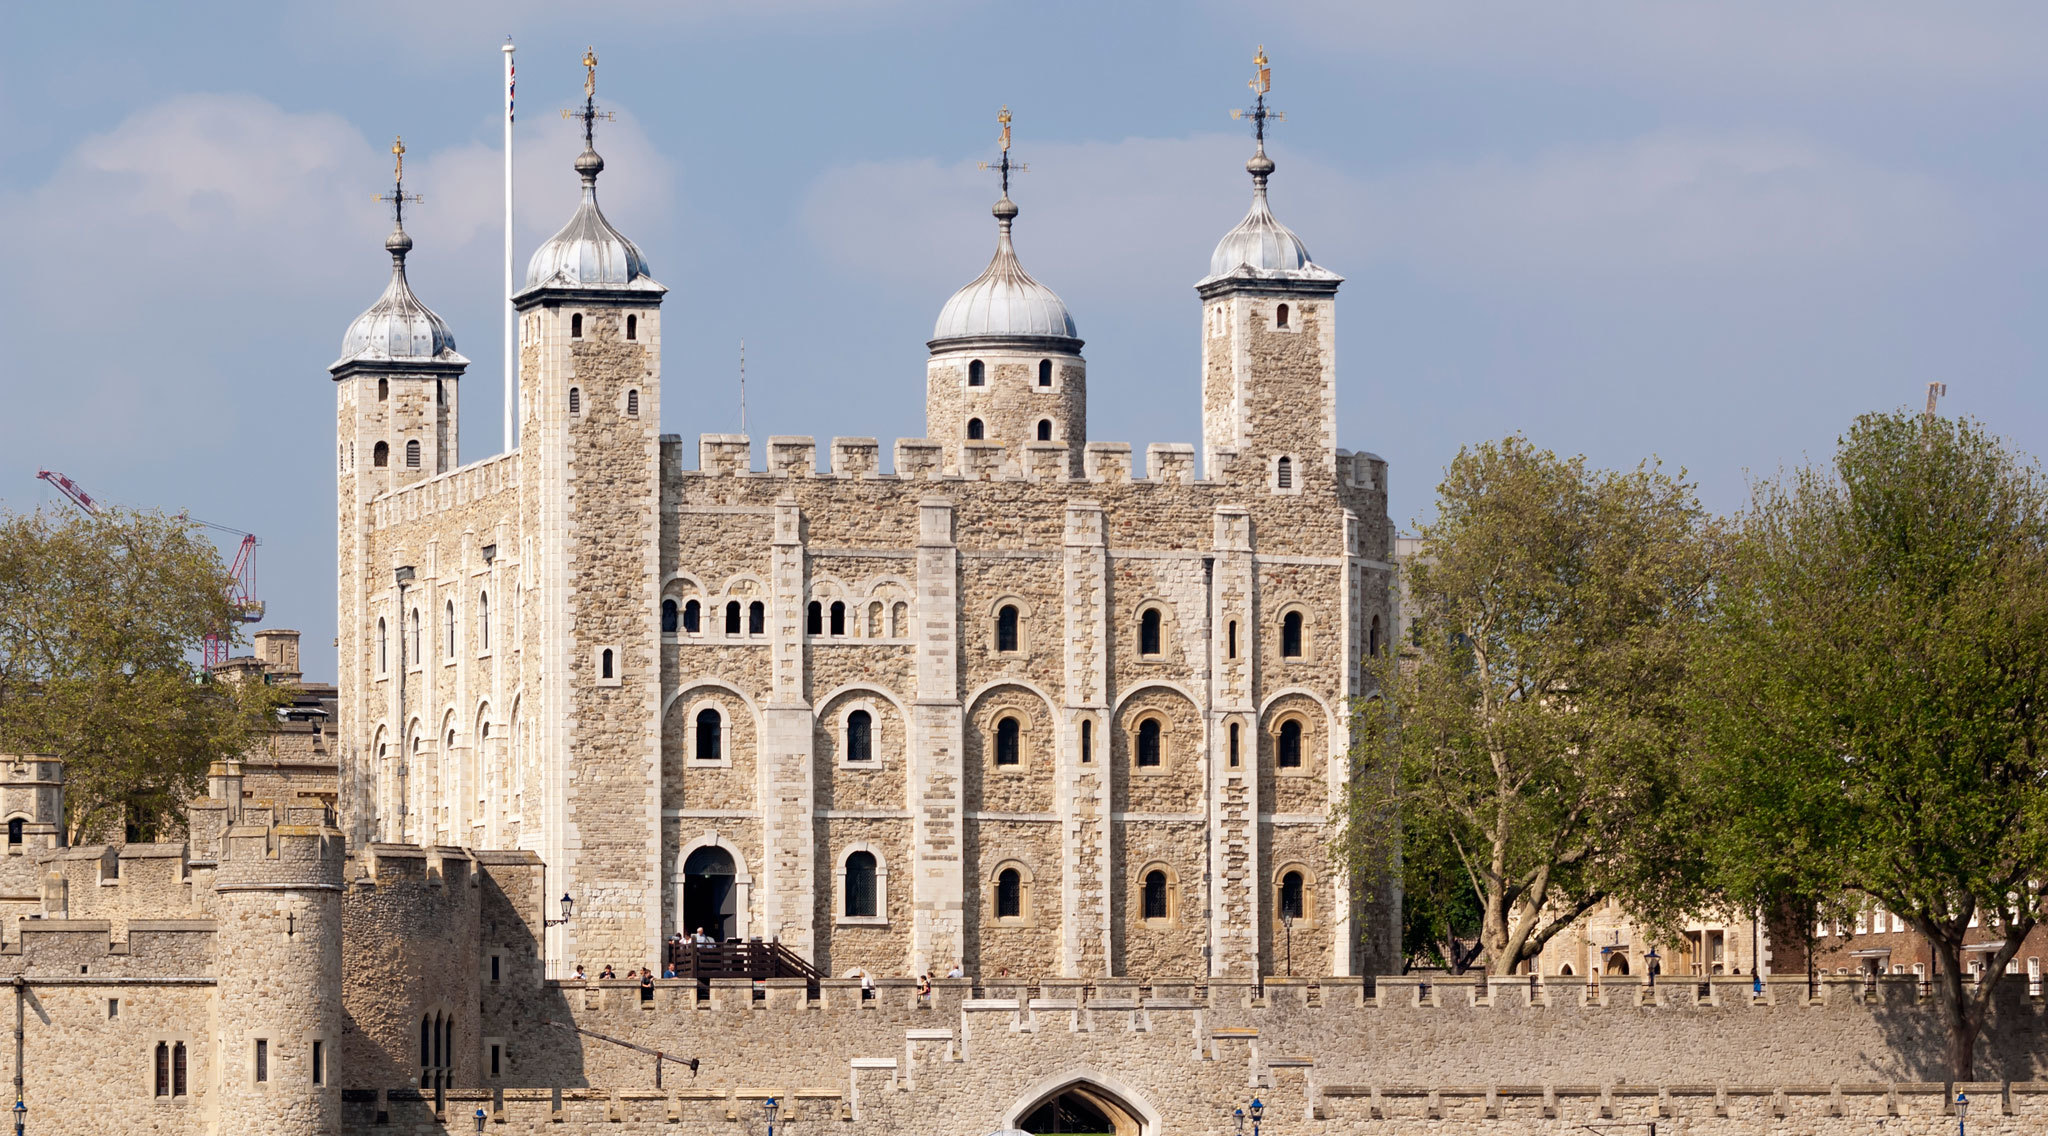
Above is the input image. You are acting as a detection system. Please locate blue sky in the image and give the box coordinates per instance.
[3,2,2043,682]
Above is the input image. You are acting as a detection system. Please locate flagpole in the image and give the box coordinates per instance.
[503,37,518,453]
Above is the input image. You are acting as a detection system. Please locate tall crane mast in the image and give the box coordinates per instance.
[34,470,263,668]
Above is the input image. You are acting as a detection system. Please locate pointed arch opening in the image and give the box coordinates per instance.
[1008,1072,1156,1136]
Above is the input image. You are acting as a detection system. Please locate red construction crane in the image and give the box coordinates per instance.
[34,470,264,669]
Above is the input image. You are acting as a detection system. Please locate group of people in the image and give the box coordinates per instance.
[569,963,666,999]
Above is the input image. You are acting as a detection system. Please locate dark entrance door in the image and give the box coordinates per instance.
[682,846,737,941]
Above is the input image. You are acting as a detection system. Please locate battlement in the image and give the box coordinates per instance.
[670,434,1348,489]
[346,842,477,891]
[212,798,346,892]
[369,449,520,531]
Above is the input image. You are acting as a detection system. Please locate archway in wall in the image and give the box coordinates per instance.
[1605,953,1630,975]
[1012,1078,1149,1136]
[682,846,737,941]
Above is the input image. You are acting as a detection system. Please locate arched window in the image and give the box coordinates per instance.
[968,360,985,386]
[1080,718,1092,764]
[994,716,1021,766]
[436,380,445,406]
[996,868,1022,919]
[846,710,872,763]
[626,389,640,417]
[173,1041,187,1097]
[377,378,389,402]
[748,601,765,635]
[154,1041,169,1097]
[6,818,20,846]
[1229,721,1241,767]
[568,387,581,414]
[1139,608,1162,656]
[996,604,1019,652]
[600,648,615,679]
[405,439,421,468]
[626,314,638,340]
[1282,611,1304,658]
[695,709,722,763]
[377,618,388,673]
[1276,455,1293,490]
[571,313,583,338]
[725,601,742,635]
[966,418,984,440]
[1037,419,1052,441]
[807,601,823,636]
[373,441,390,468]
[1142,869,1169,921]
[1279,870,1305,920]
[1276,302,1290,329]
[662,599,679,634]
[1369,615,1382,657]
[1136,718,1162,767]
[478,591,489,651]
[410,608,421,661]
[844,851,877,918]
[445,601,456,657]
[1037,359,1052,386]
[682,599,701,633]
[829,601,846,636]
[1278,719,1303,768]
[1227,620,1238,658]
[891,602,908,638]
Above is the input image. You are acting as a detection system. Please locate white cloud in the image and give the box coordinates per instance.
[1264,1,2048,92]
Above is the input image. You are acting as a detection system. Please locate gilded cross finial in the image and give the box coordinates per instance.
[561,46,616,150]
[977,105,1028,198]
[1231,45,1285,147]
[373,134,424,229]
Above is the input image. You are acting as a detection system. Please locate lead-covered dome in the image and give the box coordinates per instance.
[521,146,661,294]
[931,197,1080,349]
[1200,147,1341,287]
[335,225,466,366]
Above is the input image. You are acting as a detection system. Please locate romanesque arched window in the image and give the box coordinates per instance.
[600,648,615,680]
[571,313,583,338]
[1037,359,1052,386]
[377,618,388,673]
[478,591,489,651]
[1136,718,1163,767]
[748,601,765,635]
[1282,611,1304,658]
[844,851,877,918]
[373,441,389,468]
[996,867,1023,919]
[1279,870,1306,921]
[968,360,985,387]
[626,389,640,417]
[1277,719,1303,768]
[845,710,872,763]
[1276,455,1293,490]
[568,387,581,414]
[682,599,701,633]
[966,418,985,440]
[626,314,638,341]
[994,716,1021,766]
[378,377,389,402]
[1037,419,1052,441]
[695,708,722,764]
[996,605,1019,653]
[725,601,742,636]
[1080,718,1092,764]
[1139,608,1163,657]
[445,601,456,658]
[1143,869,1169,921]
[1276,302,1290,329]
[405,439,421,469]
[807,601,823,636]
[830,601,846,636]
[662,599,679,634]
[1229,721,1241,768]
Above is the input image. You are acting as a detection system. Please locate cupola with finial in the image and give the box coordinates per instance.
[518,47,663,300]
[926,107,1087,475]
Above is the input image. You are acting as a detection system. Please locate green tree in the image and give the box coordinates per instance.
[0,507,281,842]
[1346,435,1713,974]
[1689,412,2048,1080]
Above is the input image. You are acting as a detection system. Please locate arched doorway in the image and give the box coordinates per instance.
[682,845,737,941]
[1007,1073,1154,1136]
[1605,952,1631,976]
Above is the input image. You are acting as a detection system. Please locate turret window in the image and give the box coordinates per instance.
[1080,718,1092,763]
[1142,869,1170,921]
[1037,359,1052,386]
[968,360,985,386]
[996,867,1023,919]
[600,648,615,680]
[373,441,389,468]
[445,601,455,658]
[1276,302,1290,329]
[966,418,985,440]
[571,313,583,338]
[378,378,389,401]
[626,314,638,340]
[377,618,388,674]
[7,819,20,845]
[1037,419,1052,441]
[1229,721,1241,767]
[478,591,489,651]
[405,440,421,468]
[626,389,640,417]
[568,387,581,415]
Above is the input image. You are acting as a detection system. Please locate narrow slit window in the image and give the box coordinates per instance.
[312,1040,324,1085]
[1227,620,1238,659]
[173,1042,187,1097]
[1282,611,1304,658]
[254,1038,268,1083]
[844,851,877,917]
[478,591,489,651]
[846,710,872,762]
[996,604,1019,653]
[600,648,615,679]
[1080,718,1092,763]
[1369,615,1381,657]
[1139,609,1162,656]
[446,601,456,657]
[995,716,1021,766]
[1037,359,1052,386]
[155,1042,169,1097]
[996,868,1022,919]
[1278,719,1303,768]
[626,314,638,340]
[1143,870,1169,920]
[377,377,389,402]
[1136,718,1163,767]
[695,709,721,763]
[1229,721,1241,767]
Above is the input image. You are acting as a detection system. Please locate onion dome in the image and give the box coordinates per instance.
[1200,143,1341,287]
[930,196,1080,350]
[335,221,466,366]
[521,143,660,294]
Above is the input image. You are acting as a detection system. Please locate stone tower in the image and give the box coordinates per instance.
[1196,133,1341,486]
[212,802,346,1136]
[514,98,667,973]
[926,129,1085,475]
[330,181,468,847]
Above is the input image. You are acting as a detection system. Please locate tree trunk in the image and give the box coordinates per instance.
[1930,940,1978,1082]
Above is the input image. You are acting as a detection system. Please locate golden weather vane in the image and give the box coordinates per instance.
[561,46,617,146]
[977,105,1028,197]
[373,135,424,223]
[1250,45,1271,96]
[1231,45,1284,144]
[583,46,598,99]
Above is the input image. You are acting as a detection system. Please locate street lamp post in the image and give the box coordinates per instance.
[1956,1091,1969,1136]
[764,1096,780,1136]
[545,894,575,927]
[1233,1107,1245,1136]
[12,1099,23,1136]
[1248,1097,1264,1136]
[1282,913,1294,977]
[1645,946,1661,990]
[474,1107,487,1133]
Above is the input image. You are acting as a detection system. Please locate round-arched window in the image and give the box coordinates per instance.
[995,716,1021,766]
[695,708,722,763]
[846,709,872,763]
[1136,718,1163,767]
[966,418,985,440]
[844,851,877,917]
[1142,869,1169,920]
[1277,719,1303,768]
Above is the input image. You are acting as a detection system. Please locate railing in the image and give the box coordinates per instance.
[665,939,820,998]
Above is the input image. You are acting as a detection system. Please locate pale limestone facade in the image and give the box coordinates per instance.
[328,124,1401,984]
